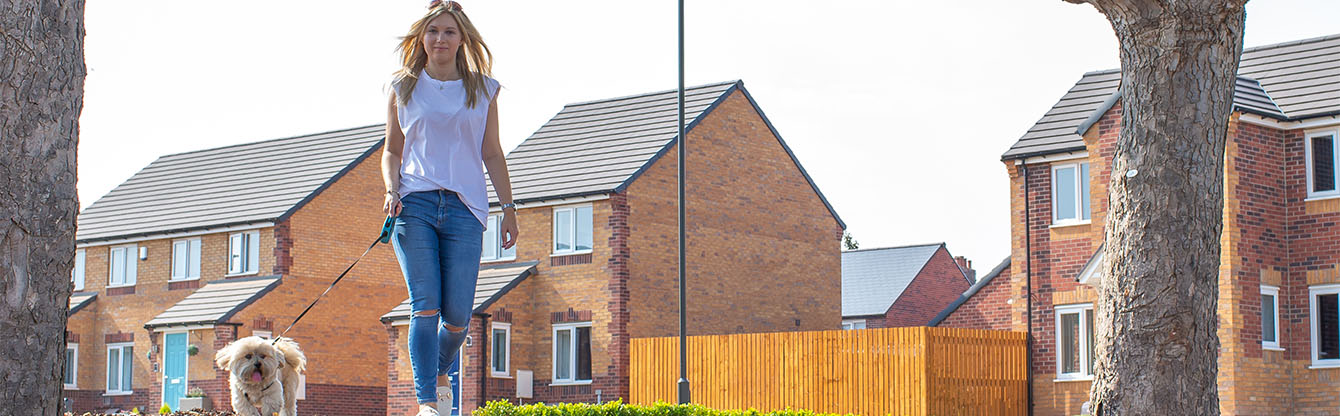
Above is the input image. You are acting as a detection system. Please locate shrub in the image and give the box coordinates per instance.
[474,400,848,416]
[158,404,172,415]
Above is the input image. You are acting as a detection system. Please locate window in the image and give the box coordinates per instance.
[552,206,593,255]
[1052,162,1091,224]
[64,343,78,389]
[1307,131,1339,198]
[72,249,85,291]
[1055,303,1095,380]
[252,330,272,339]
[108,244,137,287]
[1262,285,1281,350]
[228,231,261,275]
[552,322,592,384]
[841,319,867,330]
[481,214,517,262]
[1310,285,1340,367]
[171,238,202,280]
[491,323,511,377]
[106,343,133,394]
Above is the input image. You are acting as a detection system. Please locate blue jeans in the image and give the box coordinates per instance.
[391,190,484,404]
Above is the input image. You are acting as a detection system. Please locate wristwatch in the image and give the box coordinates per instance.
[501,202,517,211]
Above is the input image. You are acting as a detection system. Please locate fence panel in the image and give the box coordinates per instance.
[631,327,1025,415]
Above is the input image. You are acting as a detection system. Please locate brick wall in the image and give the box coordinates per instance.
[624,89,843,341]
[883,247,970,327]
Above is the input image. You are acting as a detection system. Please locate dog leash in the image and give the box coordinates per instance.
[272,216,396,345]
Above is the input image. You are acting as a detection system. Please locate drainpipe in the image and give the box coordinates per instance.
[477,313,491,411]
[1022,163,1034,416]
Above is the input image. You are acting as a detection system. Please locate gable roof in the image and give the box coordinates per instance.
[841,243,949,317]
[1003,33,1340,161]
[68,291,97,315]
[488,80,845,229]
[144,275,282,329]
[928,256,1011,327]
[381,261,538,322]
[77,125,385,243]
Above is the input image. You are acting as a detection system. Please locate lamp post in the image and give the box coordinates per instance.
[676,0,691,405]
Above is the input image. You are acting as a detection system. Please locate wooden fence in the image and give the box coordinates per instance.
[630,327,1026,416]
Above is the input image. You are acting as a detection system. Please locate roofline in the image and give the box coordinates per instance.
[843,242,945,254]
[613,82,740,194]
[155,124,384,159]
[561,80,741,108]
[380,262,539,323]
[144,275,283,329]
[472,261,539,313]
[878,244,951,315]
[277,138,385,222]
[67,292,98,316]
[1242,32,1340,54]
[735,83,847,230]
[1074,89,1122,138]
[76,220,277,245]
[928,256,1011,327]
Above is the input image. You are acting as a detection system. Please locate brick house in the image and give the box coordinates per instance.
[934,33,1340,415]
[379,80,847,415]
[839,243,974,329]
[67,125,407,415]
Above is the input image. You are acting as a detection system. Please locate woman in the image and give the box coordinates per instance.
[382,1,517,414]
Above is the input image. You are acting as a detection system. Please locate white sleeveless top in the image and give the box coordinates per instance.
[395,70,500,227]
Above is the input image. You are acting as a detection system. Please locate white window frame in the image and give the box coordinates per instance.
[1051,162,1091,226]
[1054,303,1095,381]
[171,238,202,281]
[551,322,593,385]
[106,342,134,395]
[481,214,517,263]
[72,249,86,291]
[841,319,867,330]
[551,205,594,255]
[490,322,511,378]
[1309,284,1340,368]
[107,244,138,288]
[1262,285,1282,350]
[227,231,261,276]
[1305,130,1340,199]
[64,343,78,389]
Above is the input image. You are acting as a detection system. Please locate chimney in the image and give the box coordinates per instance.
[954,256,976,283]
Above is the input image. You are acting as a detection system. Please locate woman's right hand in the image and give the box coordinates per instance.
[384,193,403,217]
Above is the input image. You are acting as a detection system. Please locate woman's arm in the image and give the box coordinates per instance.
[481,92,519,248]
[382,94,406,217]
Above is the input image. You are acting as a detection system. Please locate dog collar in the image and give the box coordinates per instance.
[243,380,276,403]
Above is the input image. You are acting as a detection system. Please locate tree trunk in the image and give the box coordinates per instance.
[1064,1,1247,415]
[1,1,86,414]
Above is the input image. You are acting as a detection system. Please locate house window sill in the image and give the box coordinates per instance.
[1054,375,1094,383]
[169,277,201,282]
[64,384,77,390]
[549,380,593,386]
[103,391,134,396]
[1305,193,1340,202]
[105,284,135,289]
[1050,220,1092,229]
[225,271,259,278]
[550,250,594,257]
[481,257,517,265]
[1263,345,1285,352]
[1309,361,1340,370]
[490,373,513,379]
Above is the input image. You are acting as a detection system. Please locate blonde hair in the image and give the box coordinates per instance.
[393,2,493,108]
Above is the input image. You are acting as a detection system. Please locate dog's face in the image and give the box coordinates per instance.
[215,336,287,386]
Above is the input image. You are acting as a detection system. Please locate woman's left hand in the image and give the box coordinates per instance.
[500,211,520,249]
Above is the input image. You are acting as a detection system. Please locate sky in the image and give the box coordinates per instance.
[79,0,1340,272]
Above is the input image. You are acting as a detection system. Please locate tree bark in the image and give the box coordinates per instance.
[1063,1,1247,415]
[1,1,86,414]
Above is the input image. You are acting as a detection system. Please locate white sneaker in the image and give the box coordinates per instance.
[415,405,440,416]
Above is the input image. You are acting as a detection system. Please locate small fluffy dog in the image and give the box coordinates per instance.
[215,336,307,416]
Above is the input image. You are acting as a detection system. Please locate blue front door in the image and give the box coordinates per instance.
[448,357,460,415]
[163,333,187,410]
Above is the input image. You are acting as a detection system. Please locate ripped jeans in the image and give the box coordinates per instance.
[391,190,483,404]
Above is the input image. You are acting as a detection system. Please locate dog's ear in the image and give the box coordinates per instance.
[214,342,234,370]
[273,349,286,369]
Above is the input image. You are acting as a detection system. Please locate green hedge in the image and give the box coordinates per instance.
[474,400,848,416]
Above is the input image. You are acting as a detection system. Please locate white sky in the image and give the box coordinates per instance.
[80,0,1340,271]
